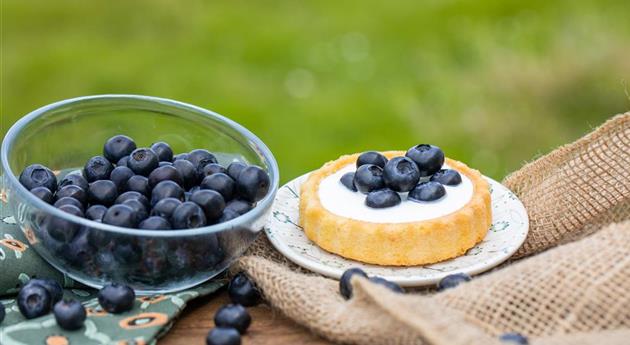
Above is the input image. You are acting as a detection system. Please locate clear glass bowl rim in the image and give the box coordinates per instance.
[1,94,280,237]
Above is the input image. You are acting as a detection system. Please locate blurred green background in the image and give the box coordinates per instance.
[2,0,629,182]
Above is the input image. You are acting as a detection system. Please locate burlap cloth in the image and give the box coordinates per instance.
[236,113,630,345]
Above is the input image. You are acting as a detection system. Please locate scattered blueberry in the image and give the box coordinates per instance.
[339,267,368,299]
[127,148,159,176]
[368,276,404,293]
[383,156,420,192]
[437,273,471,291]
[122,199,149,224]
[84,156,114,182]
[408,181,446,202]
[139,216,172,230]
[19,164,58,192]
[227,162,247,181]
[86,204,108,221]
[54,197,85,212]
[87,180,118,206]
[173,159,197,190]
[115,191,150,209]
[31,186,54,204]
[201,173,235,201]
[150,197,182,220]
[117,155,130,167]
[353,164,385,194]
[356,151,388,169]
[214,304,251,334]
[405,144,445,176]
[150,141,174,162]
[190,189,225,222]
[103,135,137,163]
[125,175,150,196]
[102,204,137,228]
[187,149,218,170]
[17,283,51,319]
[236,166,270,202]
[206,327,241,345]
[53,299,87,330]
[228,273,260,307]
[151,180,185,206]
[55,185,87,205]
[110,166,135,191]
[340,172,357,192]
[365,189,401,208]
[59,173,88,191]
[499,332,529,345]
[97,283,135,313]
[225,200,253,215]
[26,278,64,307]
[172,202,207,229]
[430,169,462,186]
[148,165,184,188]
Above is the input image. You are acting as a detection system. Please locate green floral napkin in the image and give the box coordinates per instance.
[0,188,225,345]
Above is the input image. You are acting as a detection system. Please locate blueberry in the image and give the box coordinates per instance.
[353,164,385,194]
[408,181,446,202]
[499,333,529,345]
[190,189,226,222]
[110,166,135,191]
[430,169,462,186]
[55,185,87,205]
[148,165,183,188]
[405,144,445,176]
[103,135,137,163]
[31,186,54,204]
[53,299,86,330]
[150,197,182,220]
[339,267,368,299]
[84,156,114,182]
[218,209,240,223]
[115,191,150,209]
[206,327,241,345]
[151,180,185,206]
[17,284,51,319]
[102,204,137,228]
[0,302,4,324]
[159,161,173,167]
[228,273,260,306]
[199,163,228,179]
[171,202,207,229]
[97,283,135,313]
[173,153,189,162]
[173,159,197,190]
[117,155,130,167]
[368,276,404,293]
[340,172,357,192]
[59,173,89,191]
[127,148,159,176]
[87,180,118,206]
[187,149,218,170]
[227,162,247,181]
[86,205,108,222]
[122,199,148,224]
[365,189,401,208]
[150,141,173,162]
[383,156,420,192]
[356,151,388,169]
[26,278,64,307]
[201,173,235,201]
[214,304,251,334]
[46,205,82,242]
[437,273,471,291]
[139,216,172,230]
[19,164,58,192]
[236,166,270,202]
[225,200,253,215]
[54,197,85,212]
[125,175,150,196]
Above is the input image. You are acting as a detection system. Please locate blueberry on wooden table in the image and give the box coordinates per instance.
[368,276,404,293]
[19,163,58,192]
[206,327,241,345]
[126,175,150,196]
[103,204,138,228]
[228,273,261,307]
[55,184,87,205]
[127,148,159,176]
[87,180,119,206]
[150,141,173,162]
[226,162,247,181]
[339,267,368,300]
[98,283,135,313]
[103,135,137,163]
[190,189,226,222]
[214,304,251,334]
[383,156,420,192]
[408,181,446,202]
[173,159,197,189]
[150,197,182,220]
[201,173,235,201]
[353,164,385,194]
[172,202,207,229]
[151,180,185,206]
[17,284,51,319]
[365,189,401,209]
[58,173,89,191]
[437,273,472,291]
[30,186,54,204]
[340,172,357,192]
[236,166,270,202]
[499,332,529,345]
[110,166,135,191]
[53,299,86,330]
[356,151,388,169]
[54,197,85,212]
[405,144,445,177]
[430,169,462,186]
[148,165,184,188]
[139,216,172,230]
[84,156,114,182]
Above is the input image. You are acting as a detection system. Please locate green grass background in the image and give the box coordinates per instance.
[2,0,629,182]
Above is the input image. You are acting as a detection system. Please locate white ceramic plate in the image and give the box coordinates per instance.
[265,172,528,287]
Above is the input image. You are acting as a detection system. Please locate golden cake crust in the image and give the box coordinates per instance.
[299,151,492,266]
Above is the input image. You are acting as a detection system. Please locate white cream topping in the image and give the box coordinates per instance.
[317,164,474,223]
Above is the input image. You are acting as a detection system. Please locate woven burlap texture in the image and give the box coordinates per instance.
[236,113,630,345]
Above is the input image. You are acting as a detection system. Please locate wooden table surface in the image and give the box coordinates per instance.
[160,289,332,345]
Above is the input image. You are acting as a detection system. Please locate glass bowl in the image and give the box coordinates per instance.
[1,95,279,293]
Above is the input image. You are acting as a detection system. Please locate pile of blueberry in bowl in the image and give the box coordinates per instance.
[1,95,279,293]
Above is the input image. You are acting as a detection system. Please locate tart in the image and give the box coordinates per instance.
[299,150,492,266]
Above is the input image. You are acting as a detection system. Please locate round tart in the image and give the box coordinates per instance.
[299,151,492,266]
